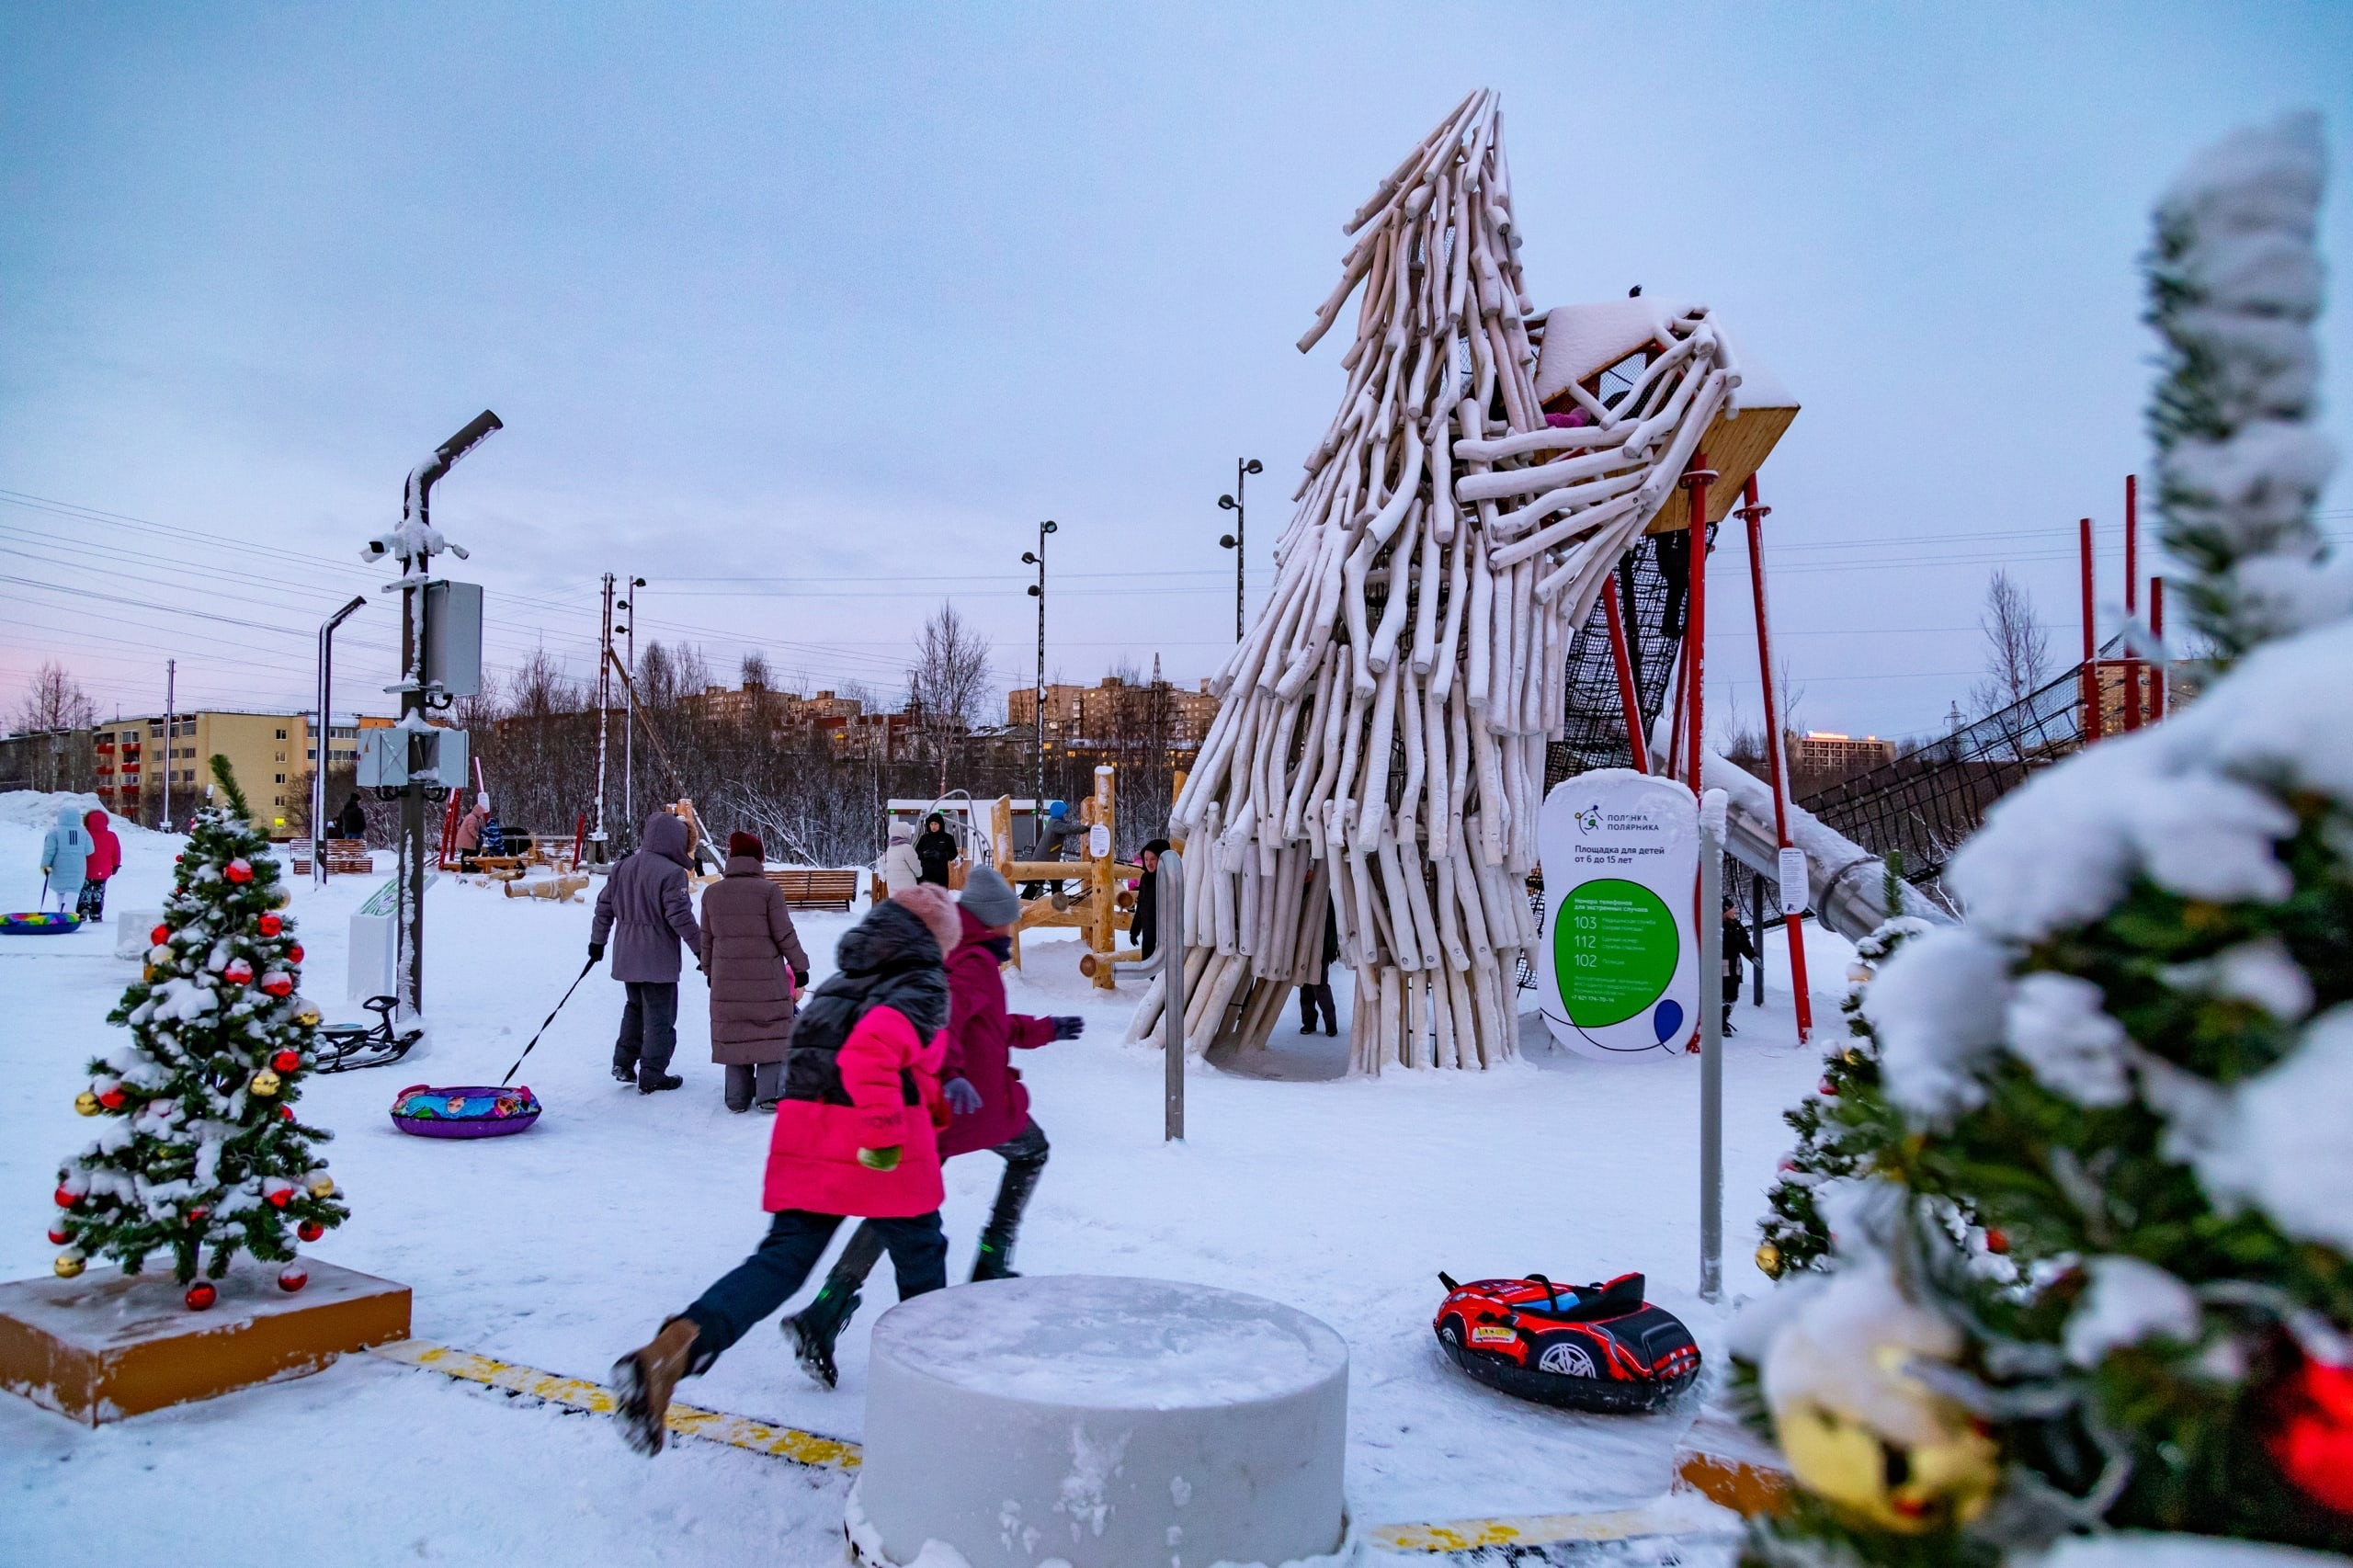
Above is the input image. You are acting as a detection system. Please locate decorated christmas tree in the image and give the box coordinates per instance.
[1739,114,2352,1563]
[49,756,347,1310]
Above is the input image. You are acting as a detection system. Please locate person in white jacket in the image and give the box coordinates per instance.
[880,822,922,898]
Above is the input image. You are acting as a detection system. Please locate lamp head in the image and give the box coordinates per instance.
[1218,535,1236,550]
[1027,584,1041,597]
[1218,494,1237,511]
[1244,459,1263,476]
[632,577,647,587]
[1021,551,1038,565]
[1040,520,1058,536]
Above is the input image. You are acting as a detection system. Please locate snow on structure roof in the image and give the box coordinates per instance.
[1533,299,1797,415]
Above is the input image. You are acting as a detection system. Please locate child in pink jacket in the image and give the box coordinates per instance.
[609,884,962,1456]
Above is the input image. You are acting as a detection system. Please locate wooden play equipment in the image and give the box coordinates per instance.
[979,766,1142,989]
[1136,90,1804,1073]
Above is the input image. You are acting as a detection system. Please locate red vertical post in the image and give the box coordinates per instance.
[1740,475,1813,1044]
[1602,585,1650,775]
[2150,575,2166,720]
[2079,517,2101,744]
[1681,453,1714,791]
[2122,475,2143,730]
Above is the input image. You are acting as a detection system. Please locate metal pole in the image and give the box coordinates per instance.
[1026,521,1056,829]
[1698,789,1725,1302]
[1602,585,1649,774]
[1680,455,1713,791]
[2122,475,2142,731]
[595,573,613,852]
[1751,873,1767,1006]
[623,578,635,829]
[314,595,368,888]
[2150,575,2167,720]
[1740,475,1812,1044]
[1160,846,1187,1141]
[1217,459,1262,644]
[2079,517,2101,744]
[163,658,175,831]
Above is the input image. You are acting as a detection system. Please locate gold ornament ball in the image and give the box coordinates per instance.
[1755,1241,1784,1279]
[250,1068,282,1097]
[272,891,291,909]
[143,964,165,983]
[1777,1401,1998,1535]
[75,1091,101,1117]
[295,1007,322,1028]
[1843,1047,1864,1066]
[53,1253,85,1279]
[307,1174,335,1199]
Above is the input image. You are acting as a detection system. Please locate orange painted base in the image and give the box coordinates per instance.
[0,1257,409,1426]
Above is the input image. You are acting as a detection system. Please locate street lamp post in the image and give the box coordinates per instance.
[1022,519,1058,838]
[313,595,369,887]
[619,576,643,829]
[1216,458,1263,642]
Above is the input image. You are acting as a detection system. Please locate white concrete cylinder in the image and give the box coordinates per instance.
[850,1275,1352,1568]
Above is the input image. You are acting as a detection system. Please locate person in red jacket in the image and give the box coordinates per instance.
[783,865,1083,1387]
[76,809,122,923]
[607,884,963,1457]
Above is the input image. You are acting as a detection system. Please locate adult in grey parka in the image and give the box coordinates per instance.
[698,831,812,1113]
[591,812,703,1094]
[39,802,91,913]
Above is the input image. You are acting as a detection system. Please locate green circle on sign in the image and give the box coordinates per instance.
[1558,878,1679,1028]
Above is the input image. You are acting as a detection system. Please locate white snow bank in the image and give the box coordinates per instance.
[2177,1004,2353,1253]
[0,790,153,834]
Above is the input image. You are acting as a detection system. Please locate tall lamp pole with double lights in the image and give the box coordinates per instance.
[618,576,644,829]
[1023,520,1058,836]
[1216,458,1263,642]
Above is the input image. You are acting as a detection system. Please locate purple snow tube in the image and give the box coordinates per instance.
[390,1084,542,1139]
[2,912,85,935]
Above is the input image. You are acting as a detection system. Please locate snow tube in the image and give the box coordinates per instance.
[1433,1271,1700,1414]
[390,1084,541,1139]
[2,912,84,936]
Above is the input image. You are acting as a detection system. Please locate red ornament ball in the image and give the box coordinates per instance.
[2273,1355,2353,1515]
[267,1187,292,1210]
[47,1224,68,1245]
[298,1220,324,1243]
[98,1087,126,1110]
[150,924,171,946]
[258,913,282,937]
[1818,1076,1838,1097]
[225,859,254,884]
[271,1050,301,1073]
[1984,1228,2010,1256]
[52,1185,76,1209]
[188,1206,209,1222]
[279,1105,295,1121]
[223,958,254,986]
[278,1265,308,1294]
[261,973,294,998]
[289,944,304,963]
[185,1282,217,1311]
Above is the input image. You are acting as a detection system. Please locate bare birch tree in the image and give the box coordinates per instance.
[906,601,992,794]
[1972,570,2052,717]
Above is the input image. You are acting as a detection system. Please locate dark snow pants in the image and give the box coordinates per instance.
[1298,982,1336,1034]
[722,1061,785,1113]
[614,981,679,1087]
[75,878,108,922]
[681,1209,947,1364]
[824,1118,1051,1293]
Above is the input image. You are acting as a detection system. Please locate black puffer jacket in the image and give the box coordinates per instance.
[783,899,949,1107]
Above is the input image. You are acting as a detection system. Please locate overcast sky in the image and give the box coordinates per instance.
[3,3,2347,741]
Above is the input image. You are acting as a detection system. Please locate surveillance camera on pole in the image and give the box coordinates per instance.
[356,410,500,1022]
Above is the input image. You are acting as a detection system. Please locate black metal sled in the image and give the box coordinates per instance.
[316,995,423,1073]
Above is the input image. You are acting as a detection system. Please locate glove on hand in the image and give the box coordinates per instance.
[857,1145,903,1172]
[1051,1016,1086,1040]
[941,1076,983,1116]
[587,942,606,962]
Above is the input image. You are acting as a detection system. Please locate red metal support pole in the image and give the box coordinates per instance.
[2079,517,2102,744]
[1681,453,1715,792]
[2122,475,2143,730]
[2150,575,2166,720]
[1602,585,1650,775]
[1739,475,1813,1044]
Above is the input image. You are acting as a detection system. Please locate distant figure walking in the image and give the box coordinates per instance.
[881,822,922,897]
[1298,882,1338,1036]
[1130,838,1170,961]
[699,831,812,1113]
[590,811,704,1094]
[335,792,368,841]
[914,812,958,887]
[39,803,90,915]
[76,809,121,923]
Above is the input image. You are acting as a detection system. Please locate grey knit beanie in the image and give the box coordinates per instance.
[958,865,1021,929]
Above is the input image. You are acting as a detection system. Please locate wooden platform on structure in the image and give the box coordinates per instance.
[765,868,860,911]
[0,1257,410,1426]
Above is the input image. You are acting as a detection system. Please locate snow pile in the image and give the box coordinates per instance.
[0,789,157,837]
[2062,1256,2201,1367]
[2151,112,2344,648]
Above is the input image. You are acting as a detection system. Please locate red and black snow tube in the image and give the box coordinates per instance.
[1433,1271,1700,1414]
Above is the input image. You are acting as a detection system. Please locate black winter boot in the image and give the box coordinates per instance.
[972,1229,1021,1281]
[785,1281,861,1390]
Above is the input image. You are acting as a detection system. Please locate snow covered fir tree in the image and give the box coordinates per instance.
[49,756,347,1309]
[1738,113,2351,1564]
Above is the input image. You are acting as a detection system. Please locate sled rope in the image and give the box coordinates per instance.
[368,1338,860,1470]
[498,956,597,1086]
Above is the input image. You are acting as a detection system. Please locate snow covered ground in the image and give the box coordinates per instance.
[0,792,1843,1566]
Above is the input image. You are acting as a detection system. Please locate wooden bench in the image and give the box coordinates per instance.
[324,839,372,877]
[763,869,859,911]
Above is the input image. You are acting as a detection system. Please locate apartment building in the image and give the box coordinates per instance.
[1785,730,1896,777]
[87,710,313,832]
[1007,675,1221,747]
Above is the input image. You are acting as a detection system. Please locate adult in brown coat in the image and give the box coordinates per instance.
[698,832,813,1112]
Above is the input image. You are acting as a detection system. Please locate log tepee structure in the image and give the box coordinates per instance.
[1127,90,1762,1073]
